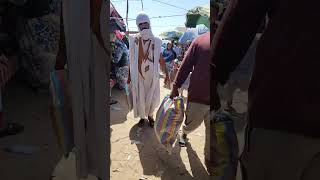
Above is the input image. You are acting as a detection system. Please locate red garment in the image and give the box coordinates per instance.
[211,0,320,137]
[115,30,125,40]
[174,32,210,105]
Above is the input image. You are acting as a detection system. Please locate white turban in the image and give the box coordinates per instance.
[136,12,150,27]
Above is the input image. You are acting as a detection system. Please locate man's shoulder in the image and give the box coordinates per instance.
[152,36,162,47]
[129,34,140,40]
[153,36,162,42]
[197,32,210,41]
[191,32,209,47]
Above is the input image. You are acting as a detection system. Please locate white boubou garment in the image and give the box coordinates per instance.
[129,32,162,119]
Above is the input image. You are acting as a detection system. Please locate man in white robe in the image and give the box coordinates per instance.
[128,12,168,128]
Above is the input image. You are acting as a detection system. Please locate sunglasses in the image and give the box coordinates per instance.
[138,22,150,30]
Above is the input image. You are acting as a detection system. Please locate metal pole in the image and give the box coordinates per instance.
[126,0,129,32]
[141,0,144,11]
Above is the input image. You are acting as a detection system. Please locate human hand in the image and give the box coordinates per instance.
[170,85,179,99]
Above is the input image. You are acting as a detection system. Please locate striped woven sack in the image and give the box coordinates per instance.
[49,69,74,157]
[155,95,185,154]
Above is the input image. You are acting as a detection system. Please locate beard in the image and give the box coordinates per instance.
[140,29,154,40]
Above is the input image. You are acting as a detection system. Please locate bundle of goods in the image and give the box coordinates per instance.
[110,2,126,32]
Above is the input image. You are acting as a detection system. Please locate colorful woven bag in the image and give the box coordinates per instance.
[49,69,74,157]
[212,110,239,180]
[155,95,185,153]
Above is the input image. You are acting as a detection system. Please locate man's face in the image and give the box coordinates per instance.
[138,22,150,31]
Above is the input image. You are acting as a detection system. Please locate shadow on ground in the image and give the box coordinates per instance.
[129,124,211,180]
[110,88,130,126]
[0,76,62,180]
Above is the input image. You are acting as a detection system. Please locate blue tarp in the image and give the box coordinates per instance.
[178,30,197,44]
[178,24,209,44]
[196,24,209,35]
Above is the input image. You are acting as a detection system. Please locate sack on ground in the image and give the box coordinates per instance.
[155,95,185,153]
[49,69,74,157]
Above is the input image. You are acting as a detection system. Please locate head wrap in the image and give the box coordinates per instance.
[136,12,150,27]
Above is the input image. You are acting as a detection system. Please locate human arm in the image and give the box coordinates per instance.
[211,0,268,85]
[170,39,198,98]
[159,53,169,83]
[127,36,136,84]
[173,39,197,88]
[172,50,177,60]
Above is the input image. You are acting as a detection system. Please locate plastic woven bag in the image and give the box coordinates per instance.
[124,83,133,111]
[49,70,74,157]
[211,82,239,179]
[211,110,239,180]
[155,96,185,153]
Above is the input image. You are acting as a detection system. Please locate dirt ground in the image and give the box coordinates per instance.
[109,77,248,180]
[0,76,247,180]
[110,79,209,180]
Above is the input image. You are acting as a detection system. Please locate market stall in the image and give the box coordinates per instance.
[109,3,129,95]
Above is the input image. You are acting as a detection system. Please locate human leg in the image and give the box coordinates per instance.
[179,102,209,146]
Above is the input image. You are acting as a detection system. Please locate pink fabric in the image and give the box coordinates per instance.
[115,30,125,40]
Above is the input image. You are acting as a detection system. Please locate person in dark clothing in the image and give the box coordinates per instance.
[211,0,320,179]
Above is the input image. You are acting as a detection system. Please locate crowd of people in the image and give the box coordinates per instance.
[1,0,319,179]
[125,0,320,179]
[109,16,193,104]
[123,9,212,175]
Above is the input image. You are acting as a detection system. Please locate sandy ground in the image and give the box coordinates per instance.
[109,77,248,180]
[0,76,248,180]
[110,78,210,180]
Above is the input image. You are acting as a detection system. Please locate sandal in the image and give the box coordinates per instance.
[138,119,145,127]
[0,123,24,138]
[148,116,155,128]
[110,99,118,105]
[179,134,187,147]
